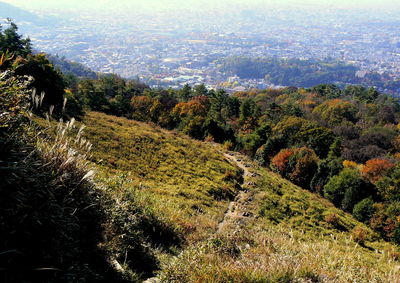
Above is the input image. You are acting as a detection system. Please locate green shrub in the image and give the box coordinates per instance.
[353,198,375,223]
[324,168,366,211]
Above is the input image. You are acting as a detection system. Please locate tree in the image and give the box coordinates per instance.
[273,116,316,139]
[205,89,238,142]
[295,127,336,158]
[324,168,368,211]
[178,84,193,101]
[208,89,229,124]
[342,144,386,164]
[203,119,234,143]
[208,89,239,126]
[310,157,343,193]
[361,158,395,184]
[181,116,206,139]
[172,98,209,119]
[0,20,31,57]
[328,138,342,158]
[130,96,156,121]
[311,84,342,99]
[282,103,303,117]
[353,198,375,223]
[78,80,108,111]
[193,84,208,96]
[271,149,295,174]
[171,97,210,139]
[313,99,358,126]
[156,89,178,111]
[16,53,66,110]
[97,73,126,98]
[375,164,400,201]
[271,147,319,188]
[109,94,132,116]
[255,135,286,166]
[376,105,397,124]
[289,147,319,188]
[239,98,260,128]
[240,123,271,155]
[344,85,379,102]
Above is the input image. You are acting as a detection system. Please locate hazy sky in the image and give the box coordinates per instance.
[2,0,400,12]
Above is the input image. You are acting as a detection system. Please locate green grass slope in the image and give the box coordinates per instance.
[32,111,243,280]
[38,111,243,243]
[84,112,243,241]
[161,152,400,282]
[36,112,400,282]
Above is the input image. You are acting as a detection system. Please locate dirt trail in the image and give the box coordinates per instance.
[224,153,251,177]
[144,152,257,282]
[217,153,255,233]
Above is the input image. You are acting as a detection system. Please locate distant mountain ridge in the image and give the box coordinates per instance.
[0,1,61,26]
[0,2,40,23]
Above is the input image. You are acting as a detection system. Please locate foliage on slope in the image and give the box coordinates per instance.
[161,154,400,282]
[0,20,65,112]
[71,70,400,245]
[48,54,98,79]
[5,74,399,282]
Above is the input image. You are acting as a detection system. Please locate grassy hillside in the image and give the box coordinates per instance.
[161,152,400,282]
[34,111,400,282]
[83,111,244,242]
[36,111,243,242]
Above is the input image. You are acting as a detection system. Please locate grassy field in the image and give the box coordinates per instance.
[35,112,400,282]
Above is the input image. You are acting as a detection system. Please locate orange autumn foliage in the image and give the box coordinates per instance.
[361,158,395,183]
[271,149,295,173]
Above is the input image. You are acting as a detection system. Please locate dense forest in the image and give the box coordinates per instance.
[2,21,400,281]
[218,56,400,94]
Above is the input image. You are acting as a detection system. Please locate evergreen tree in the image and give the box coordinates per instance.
[0,20,31,57]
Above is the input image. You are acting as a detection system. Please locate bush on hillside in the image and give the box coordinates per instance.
[324,168,371,212]
[353,198,375,223]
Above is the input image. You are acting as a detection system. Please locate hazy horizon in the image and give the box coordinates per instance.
[2,0,400,13]
[3,0,400,83]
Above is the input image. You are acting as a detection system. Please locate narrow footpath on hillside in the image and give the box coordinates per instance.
[144,151,260,283]
[217,152,258,234]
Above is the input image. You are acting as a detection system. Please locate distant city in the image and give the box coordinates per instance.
[3,2,400,93]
